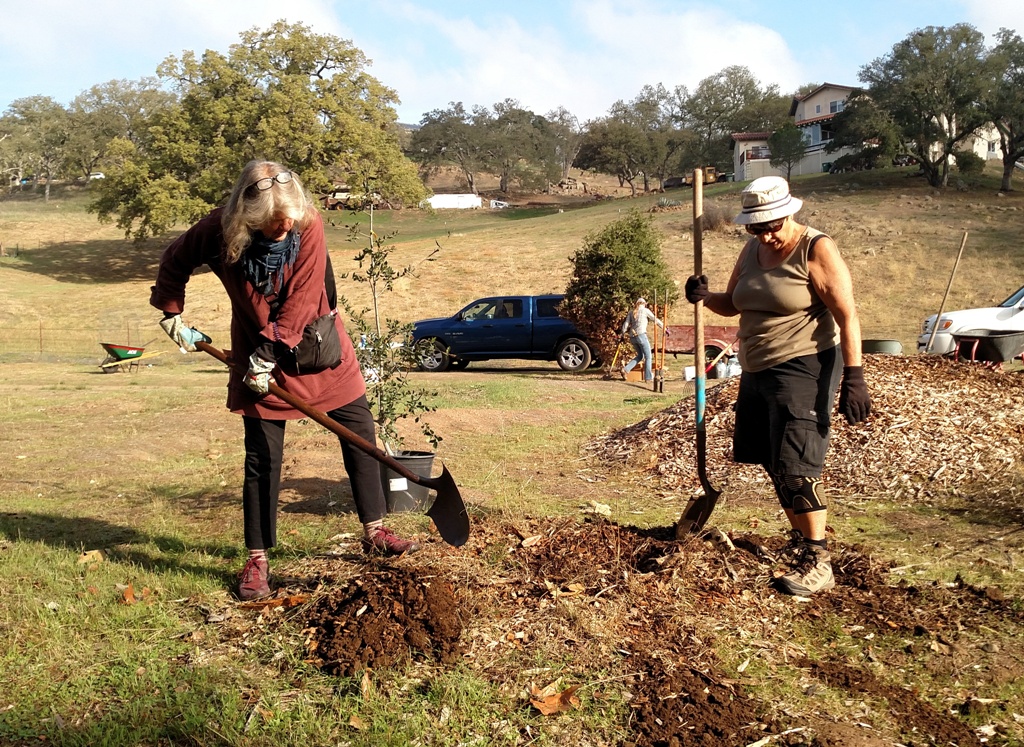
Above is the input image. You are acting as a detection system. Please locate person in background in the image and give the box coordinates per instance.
[684,175,870,597]
[151,160,419,602]
[620,297,670,382]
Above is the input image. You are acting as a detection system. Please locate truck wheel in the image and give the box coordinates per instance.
[705,346,728,379]
[415,338,451,372]
[556,338,592,372]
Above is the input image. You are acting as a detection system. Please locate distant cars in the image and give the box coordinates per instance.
[918,283,1024,354]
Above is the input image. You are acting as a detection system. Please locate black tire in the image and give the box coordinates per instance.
[415,338,451,372]
[705,345,727,379]
[556,338,592,372]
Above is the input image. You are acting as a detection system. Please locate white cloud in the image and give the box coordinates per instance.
[345,0,805,123]
[960,0,1024,36]
[0,0,342,104]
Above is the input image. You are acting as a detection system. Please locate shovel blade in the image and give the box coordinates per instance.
[425,464,470,547]
[676,488,722,537]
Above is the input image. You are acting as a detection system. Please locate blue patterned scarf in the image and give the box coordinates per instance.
[241,231,300,297]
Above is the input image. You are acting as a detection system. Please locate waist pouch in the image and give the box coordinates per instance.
[286,311,342,374]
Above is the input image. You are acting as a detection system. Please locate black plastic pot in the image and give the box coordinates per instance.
[861,339,903,355]
[380,450,436,512]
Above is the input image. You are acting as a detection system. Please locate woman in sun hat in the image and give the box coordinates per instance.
[150,160,421,602]
[683,175,870,597]
[619,296,670,382]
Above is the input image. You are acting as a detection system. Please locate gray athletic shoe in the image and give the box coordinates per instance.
[777,544,835,596]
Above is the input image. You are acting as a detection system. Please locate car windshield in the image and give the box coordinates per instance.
[998,284,1024,308]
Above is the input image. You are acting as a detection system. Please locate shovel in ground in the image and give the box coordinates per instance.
[677,169,724,536]
[196,341,470,547]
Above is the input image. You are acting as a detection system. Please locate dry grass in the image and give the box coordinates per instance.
[2,163,1024,353]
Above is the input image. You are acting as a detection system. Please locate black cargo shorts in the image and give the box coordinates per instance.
[732,346,843,477]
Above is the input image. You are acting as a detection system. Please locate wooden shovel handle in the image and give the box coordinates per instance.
[195,340,425,484]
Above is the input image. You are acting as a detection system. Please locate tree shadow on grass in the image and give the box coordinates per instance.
[3,232,195,284]
[278,476,358,516]
[0,510,238,584]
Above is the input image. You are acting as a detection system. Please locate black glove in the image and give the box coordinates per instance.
[838,366,870,424]
[684,274,710,304]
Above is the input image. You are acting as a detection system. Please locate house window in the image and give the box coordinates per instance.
[988,141,997,153]
[820,123,835,141]
[815,104,821,114]
[830,100,845,114]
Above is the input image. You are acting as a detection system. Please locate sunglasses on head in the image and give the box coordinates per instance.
[745,218,787,235]
[246,171,293,193]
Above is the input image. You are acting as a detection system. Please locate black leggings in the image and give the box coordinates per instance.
[241,394,386,550]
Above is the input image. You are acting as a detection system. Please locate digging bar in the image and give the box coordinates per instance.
[196,340,470,547]
[677,169,724,536]
[925,231,968,354]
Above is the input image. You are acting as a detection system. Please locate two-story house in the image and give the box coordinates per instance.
[731,83,860,181]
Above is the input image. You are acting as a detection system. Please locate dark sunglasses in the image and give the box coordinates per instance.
[745,218,787,235]
[246,171,293,193]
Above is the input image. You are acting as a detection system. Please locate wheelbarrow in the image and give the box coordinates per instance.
[951,329,1024,364]
[98,342,163,373]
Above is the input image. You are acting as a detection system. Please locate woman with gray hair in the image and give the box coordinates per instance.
[151,160,419,601]
[684,176,870,597]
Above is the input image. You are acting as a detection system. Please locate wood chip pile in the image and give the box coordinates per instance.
[586,356,1024,500]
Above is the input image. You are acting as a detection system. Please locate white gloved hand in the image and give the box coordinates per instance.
[159,314,211,353]
[244,352,276,395]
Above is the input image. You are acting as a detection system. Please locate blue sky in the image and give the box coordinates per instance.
[1,0,1019,124]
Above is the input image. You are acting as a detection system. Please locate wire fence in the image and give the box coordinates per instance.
[0,318,926,362]
[0,323,232,361]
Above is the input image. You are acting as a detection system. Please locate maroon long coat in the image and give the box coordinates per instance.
[150,207,365,418]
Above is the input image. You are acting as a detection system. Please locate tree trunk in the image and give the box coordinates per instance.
[1001,154,1016,192]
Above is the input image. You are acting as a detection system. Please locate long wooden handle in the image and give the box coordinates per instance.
[925,231,968,353]
[195,340,426,485]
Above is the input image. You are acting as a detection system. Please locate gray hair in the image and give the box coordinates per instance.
[221,160,314,264]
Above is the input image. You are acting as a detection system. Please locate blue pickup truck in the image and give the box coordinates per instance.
[411,294,593,372]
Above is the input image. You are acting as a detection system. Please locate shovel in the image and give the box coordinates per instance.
[677,169,724,536]
[196,340,470,547]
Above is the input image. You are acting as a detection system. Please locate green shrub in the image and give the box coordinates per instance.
[561,211,677,370]
[954,150,985,175]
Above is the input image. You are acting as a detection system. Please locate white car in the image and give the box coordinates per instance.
[918,284,1024,355]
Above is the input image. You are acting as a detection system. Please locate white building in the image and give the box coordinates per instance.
[731,83,860,181]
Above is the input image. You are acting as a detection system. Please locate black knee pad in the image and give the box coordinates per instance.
[769,471,827,514]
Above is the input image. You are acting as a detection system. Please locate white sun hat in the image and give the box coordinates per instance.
[734,176,803,225]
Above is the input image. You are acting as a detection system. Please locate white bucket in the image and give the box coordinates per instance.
[684,365,696,381]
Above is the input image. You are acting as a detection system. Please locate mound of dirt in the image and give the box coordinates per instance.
[303,566,462,677]
[626,658,769,747]
[586,355,1024,501]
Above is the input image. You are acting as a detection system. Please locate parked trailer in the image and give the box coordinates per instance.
[663,324,741,378]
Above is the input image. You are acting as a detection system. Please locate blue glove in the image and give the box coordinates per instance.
[244,352,276,395]
[159,314,211,353]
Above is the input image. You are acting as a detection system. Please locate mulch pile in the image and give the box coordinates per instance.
[586,355,1024,500]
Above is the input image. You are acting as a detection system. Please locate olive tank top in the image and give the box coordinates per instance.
[731,228,840,372]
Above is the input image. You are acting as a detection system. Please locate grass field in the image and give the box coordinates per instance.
[1,166,1024,746]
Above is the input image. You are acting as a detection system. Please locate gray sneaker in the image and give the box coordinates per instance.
[777,544,835,596]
